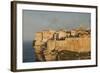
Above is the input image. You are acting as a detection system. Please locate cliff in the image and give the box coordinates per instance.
[33,28,91,61]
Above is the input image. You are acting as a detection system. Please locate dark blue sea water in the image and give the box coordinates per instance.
[23,41,36,62]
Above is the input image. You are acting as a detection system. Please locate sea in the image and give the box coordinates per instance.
[23,41,36,62]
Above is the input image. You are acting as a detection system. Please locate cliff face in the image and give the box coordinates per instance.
[47,37,90,52]
[33,29,91,61]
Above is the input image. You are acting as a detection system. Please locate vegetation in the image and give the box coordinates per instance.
[50,50,91,61]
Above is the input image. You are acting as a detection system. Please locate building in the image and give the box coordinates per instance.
[42,30,55,42]
[56,30,67,40]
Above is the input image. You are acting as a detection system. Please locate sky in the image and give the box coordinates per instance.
[23,10,91,41]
